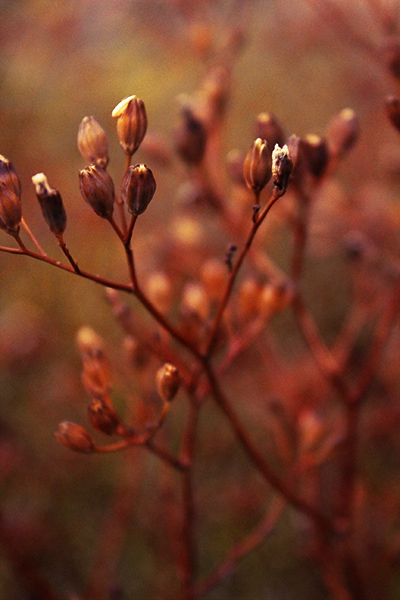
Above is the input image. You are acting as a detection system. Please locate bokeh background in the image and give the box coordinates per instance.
[0,1,399,599]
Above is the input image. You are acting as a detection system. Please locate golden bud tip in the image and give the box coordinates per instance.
[111,95,136,118]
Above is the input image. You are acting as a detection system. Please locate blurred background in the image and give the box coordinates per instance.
[0,1,399,599]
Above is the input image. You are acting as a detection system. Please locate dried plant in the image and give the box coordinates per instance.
[1,2,400,600]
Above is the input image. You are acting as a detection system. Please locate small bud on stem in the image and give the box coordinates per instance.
[0,155,22,235]
[112,95,148,156]
[272,144,293,193]
[78,116,109,169]
[79,165,115,219]
[156,363,180,402]
[54,421,95,453]
[32,173,67,236]
[121,163,156,216]
[243,138,272,194]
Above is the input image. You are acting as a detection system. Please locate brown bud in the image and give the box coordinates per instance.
[54,421,95,453]
[32,173,67,236]
[156,363,180,402]
[182,281,209,320]
[87,398,120,435]
[300,135,330,179]
[121,163,156,215]
[0,155,22,235]
[243,138,271,194]
[202,66,230,123]
[327,108,359,157]
[77,327,112,397]
[77,116,109,169]
[175,104,207,165]
[255,113,285,150]
[200,258,227,301]
[272,144,293,192]
[112,95,147,156]
[79,165,115,219]
[238,277,261,320]
[0,155,21,196]
[386,96,400,133]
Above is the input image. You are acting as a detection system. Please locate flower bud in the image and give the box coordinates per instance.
[88,398,120,435]
[272,144,293,192]
[182,281,209,320]
[112,95,147,156]
[54,421,95,453]
[121,163,156,215]
[386,96,400,133]
[32,173,67,236]
[327,108,359,157]
[175,104,207,165]
[77,327,112,397]
[200,258,227,301]
[156,363,180,402]
[243,138,272,194]
[300,135,330,179]
[0,155,21,196]
[0,186,22,235]
[79,165,115,219]
[255,113,285,150]
[0,155,22,235]
[77,116,109,168]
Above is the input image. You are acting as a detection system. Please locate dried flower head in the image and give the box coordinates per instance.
[112,95,147,156]
[78,116,109,169]
[79,164,115,219]
[272,144,293,193]
[156,363,181,402]
[243,138,272,194]
[54,421,95,453]
[32,173,67,236]
[121,163,156,215]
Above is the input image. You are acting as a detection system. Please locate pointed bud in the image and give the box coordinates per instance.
[327,108,359,157]
[272,144,293,193]
[0,155,22,235]
[175,104,207,165]
[255,113,285,150]
[121,163,156,215]
[386,96,400,132]
[54,421,95,453]
[88,398,120,435]
[112,95,147,156]
[79,165,115,218]
[243,138,272,194]
[77,116,109,168]
[32,173,67,236]
[156,363,180,402]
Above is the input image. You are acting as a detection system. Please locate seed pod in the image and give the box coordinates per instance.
[79,165,115,219]
[77,327,112,397]
[327,108,359,157]
[175,105,207,165]
[386,96,400,133]
[112,95,147,156]
[0,155,22,235]
[300,135,330,179]
[54,421,95,453]
[243,138,271,194]
[272,144,293,193]
[77,116,109,168]
[122,163,156,215]
[88,398,120,436]
[255,113,285,150]
[156,363,180,402]
[32,173,67,236]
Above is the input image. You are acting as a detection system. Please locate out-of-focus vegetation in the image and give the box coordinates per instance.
[0,1,399,599]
